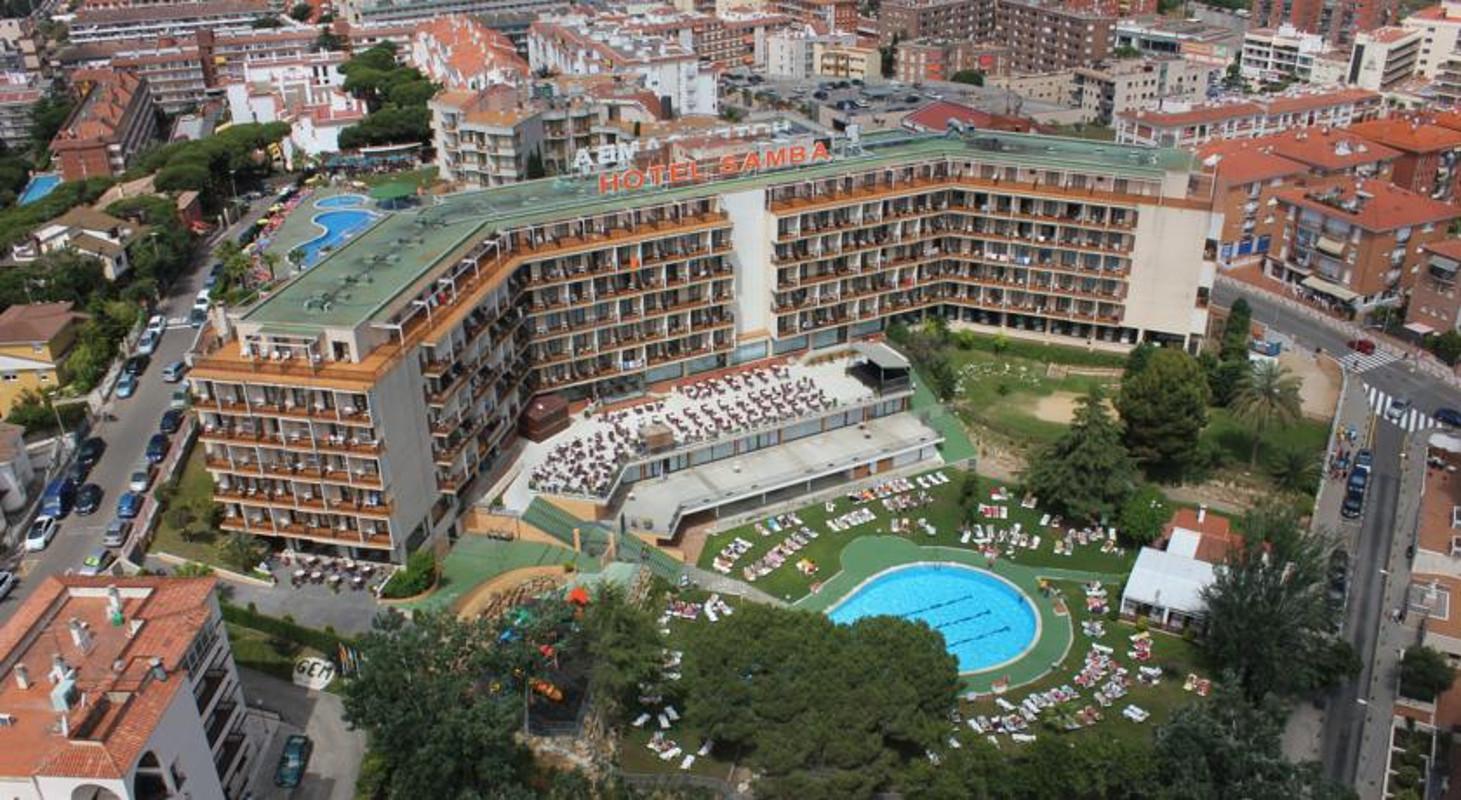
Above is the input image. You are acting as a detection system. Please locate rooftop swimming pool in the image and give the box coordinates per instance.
[828,563,1038,674]
[297,210,377,267]
[18,174,60,206]
[316,194,366,209]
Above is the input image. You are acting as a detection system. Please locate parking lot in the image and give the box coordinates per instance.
[241,669,366,800]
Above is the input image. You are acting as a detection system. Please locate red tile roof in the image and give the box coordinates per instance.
[1265,128,1402,171]
[1120,88,1380,129]
[1423,239,1461,260]
[1349,117,1461,154]
[901,100,1033,134]
[0,577,219,781]
[1163,507,1242,565]
[1197,139,1306,185]
[0,302,83,345]
[1275,178,1461,231]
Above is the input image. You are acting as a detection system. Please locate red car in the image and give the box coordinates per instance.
[1346,338,1376,355]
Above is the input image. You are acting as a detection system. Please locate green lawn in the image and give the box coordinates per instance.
[151,448,232,568]
[697,465,1135,604]
[226,621,336,689]
[358,167,438,190]
[404,538,597,614]
[1201,407,1329,471]
[961,580,1205,749]
[949,350,1120,447]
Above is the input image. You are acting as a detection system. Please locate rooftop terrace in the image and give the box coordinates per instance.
[241,130,1194,334]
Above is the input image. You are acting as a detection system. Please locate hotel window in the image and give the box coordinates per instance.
[1,374,14,382]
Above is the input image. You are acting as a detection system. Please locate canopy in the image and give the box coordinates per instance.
[1300,275,1359,304]
[369,181,416,202]
[566,586,590,606]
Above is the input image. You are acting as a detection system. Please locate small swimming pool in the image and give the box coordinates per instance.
[297,210,377,266]
[18,174,60,206]
[827,563,1038,673]
[316,194,366,209]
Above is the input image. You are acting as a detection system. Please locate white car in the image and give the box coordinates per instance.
[24,516,57,551]
[128,468,152,493]
[145,314,165,337]
[136,329,159,356]
[1385,397,1412,421]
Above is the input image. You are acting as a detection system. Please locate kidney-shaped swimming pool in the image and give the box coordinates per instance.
[827,563,1039,674]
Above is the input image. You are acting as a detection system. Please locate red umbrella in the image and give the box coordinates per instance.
[566,586,590,606]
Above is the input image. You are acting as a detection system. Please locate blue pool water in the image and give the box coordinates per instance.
[828,564,1038,673]
[18,174,60,206]
[316,194,366,209]
[298,210,377,266]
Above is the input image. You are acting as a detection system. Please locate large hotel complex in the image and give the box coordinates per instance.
[189,130,1217,562]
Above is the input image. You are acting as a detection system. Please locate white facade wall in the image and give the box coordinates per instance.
[1402,1,1461,78]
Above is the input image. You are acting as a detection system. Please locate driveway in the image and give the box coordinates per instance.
[241,668,365,800]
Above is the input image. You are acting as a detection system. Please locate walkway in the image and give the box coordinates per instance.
[681,562,787,607]
[794,536,1124,692]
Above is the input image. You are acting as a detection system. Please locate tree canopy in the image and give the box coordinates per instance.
[1399,645,1456,702]
[1117,483,1171,546]
[1231,360,1303,467]
[1023,386,1137,524]
[338,44,438,149]
[681,604,957,799]
[131,122,290,211]
[1117,348,1210,479]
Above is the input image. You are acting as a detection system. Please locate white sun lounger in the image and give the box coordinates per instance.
[658,714,671,729]
[960,530,971,544]
[665,705,680,721]
[632,713,650,727]
[1011,733,1036,743]
[660,746,682,761]
[680,754,696,770]
[698,739,714,756]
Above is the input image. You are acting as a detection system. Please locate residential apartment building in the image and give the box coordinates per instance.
[0,17,42,74]
[338,0,564,26]
[528,13,717,117]
[1347,26,1423,91]
[225,52,367,160]
[766,27,857,80]
[50,71,158,182]
[1070,57,1224,126]
[1402,0,1461,79]
[0,75,40,150]
[1251,0,1399,47]
[996,0,1115,74]
[1239,24,1337,83]
[1197,128,1396,264]
[1267,178,1460,311]
[813,41,879,79]
[0,577,257,799]
[410,14,529,91]
[1113,15,1242,62]
[67,0,274,45]
[894,39,1008,82]
[626,8,791,71]
[1406,239,1461,334]
[1350,117,1461,201]
[0,302,83,416]
[23,206,143,280]
[877,0,994,46]
[776,0,857,31]
[1115,87,1384,148]
[188,130,1216,561]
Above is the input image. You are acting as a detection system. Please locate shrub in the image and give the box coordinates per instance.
[221,602,346,653]
[380,550,436,598]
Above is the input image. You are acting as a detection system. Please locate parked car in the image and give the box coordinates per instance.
[1347,465,1371,493]
[136,329,159,356]
[275,735,312,788]
[103,518,133,548]
[159,409,183,434]
[0,570,16,600]
[1355,449,1374,470]
[24,515,57,551]
[78,436,106,467]
[124,354,149,376]
[145,314,165,338]
[145,434,169,464]
[169,390,189,410]
[189,306,208,328]
[41,477,75,519]
[1436,407,1461,428]
[74,483,103,516]
[115,373,138,398]
[161,361,187,383]
[66,459,90,484]
[128,467,152,493]
[1385,397,1412,421]
[1341,487,1365,519]
[116,491,143,519]
[78,548,113,577]
[1346,338,1376,355]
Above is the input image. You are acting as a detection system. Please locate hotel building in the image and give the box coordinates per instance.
[188,131,1216,562]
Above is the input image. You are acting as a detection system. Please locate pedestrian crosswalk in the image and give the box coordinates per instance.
[1365,384,1436,433]
[1340,349,1400,374]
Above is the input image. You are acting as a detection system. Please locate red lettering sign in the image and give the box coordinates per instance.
[598,142,832,194]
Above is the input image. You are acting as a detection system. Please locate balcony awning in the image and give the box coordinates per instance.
[1404,321,1436,336]
[1315,236,1346,257]
[1301,275,1359,304]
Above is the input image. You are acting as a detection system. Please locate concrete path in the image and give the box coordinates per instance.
[240,668,366,800]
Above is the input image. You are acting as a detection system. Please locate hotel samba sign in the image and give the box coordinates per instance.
[575,119,835,194]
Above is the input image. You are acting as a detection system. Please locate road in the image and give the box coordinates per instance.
[1213,281,1457,791]
[0,203,268,618]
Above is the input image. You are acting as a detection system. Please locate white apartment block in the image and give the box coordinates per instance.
[1402,0,1461,79]
[528,13,718,116]
[1240,24,1337,83]
[1347,26,1423,91]
[225,52,366,160]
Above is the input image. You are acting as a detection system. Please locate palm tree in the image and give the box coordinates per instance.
[1267,445,1320,495]
[1230,360,1303,468]
[221,532,262,572]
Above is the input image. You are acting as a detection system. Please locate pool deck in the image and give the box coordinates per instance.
[796,536,1121,693]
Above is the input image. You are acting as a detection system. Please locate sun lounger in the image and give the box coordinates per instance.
[996,697,1016,712]
[698,739,714,756]
[960,530,971,544]
[665,705,680,721]
[705,605,719,623]
[1122,705,1150,723]
[632,713,650,727]
[680,754,696,770]
[660,746,682,761]
[658,714,671,729]
[1011,733,1036,743]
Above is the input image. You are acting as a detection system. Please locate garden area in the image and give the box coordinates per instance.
[152,448,269,576]
[221,602,349,690]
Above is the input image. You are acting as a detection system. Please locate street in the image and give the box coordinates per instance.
[0,202,270,620]
[1214,280,1459,792]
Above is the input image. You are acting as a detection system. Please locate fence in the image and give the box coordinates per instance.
[120,417,198,571]
[615,769,746,799]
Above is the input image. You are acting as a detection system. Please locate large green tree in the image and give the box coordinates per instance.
[1202,525,1356,701]
[682,604,957,799]
[1023,386,1137,523]
[1117,348,1210,479]
[1231,360,1303,468]
[1117,483,1170,546]
[581,583,663,723]
[1399,645,1456,702]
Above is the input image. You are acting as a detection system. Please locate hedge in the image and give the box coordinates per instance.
[380,549,435,598]
[221,602,349,654]
[951,330,1127,368]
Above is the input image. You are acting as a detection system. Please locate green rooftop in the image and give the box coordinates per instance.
[242,130,1195,334]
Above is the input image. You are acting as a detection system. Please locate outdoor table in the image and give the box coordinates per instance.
[310,570,323,582]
